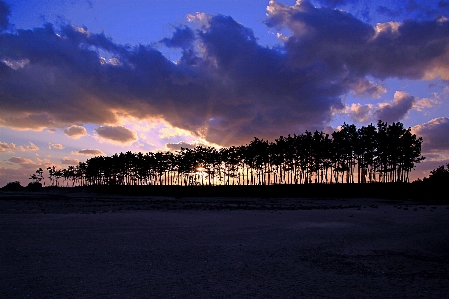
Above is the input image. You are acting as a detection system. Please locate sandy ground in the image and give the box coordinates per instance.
[1,190,449,298]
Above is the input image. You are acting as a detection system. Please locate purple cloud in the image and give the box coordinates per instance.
[347,103,373,123]
[95,126,138,144]
[61,158,79,165]
[76,149,105,156]
[64,125,87,138]
[166,141,198,151]
[374,92,416,123]
[266,1,449,80]
[350,78,386,98]
[413,117,449,153]
[8,156,34,164]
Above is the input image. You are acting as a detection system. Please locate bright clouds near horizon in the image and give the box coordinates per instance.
[61,158,79,165]
[74,149,105,156]
[165,141,212,152]
[158,126,193,140]
[165,141,197,152]
[0,0,448,186]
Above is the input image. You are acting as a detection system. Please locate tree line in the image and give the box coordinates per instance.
[30,121,425,187]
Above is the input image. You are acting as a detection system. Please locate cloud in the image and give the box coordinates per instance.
[0,1,448,146]
[75,149,105,156]
[18,142,39,151]
[374,91,416,123]
[344,91,431,123]
[61,158,79,165]
[413,117,449,153]
[95,126,138,144]
[8,156,34,165]
[160,25,195,49]
[165,141,197,151]
[0,141,39,152]
[347,103,374,123]
[413,97,441,111]
[1,58,29,70]
[64,125,88,138]
[158,126,191,139]
[49,143,64,149]
[0,141,16,152]
[349,78,387,98]
[266,1,449,80]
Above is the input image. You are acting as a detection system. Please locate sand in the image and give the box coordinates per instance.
[1,190,449,298]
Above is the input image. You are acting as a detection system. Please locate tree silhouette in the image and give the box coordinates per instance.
[31,121,425,187]
[332,123,358,183]
[29,168,44,184]
[356,124,377,183]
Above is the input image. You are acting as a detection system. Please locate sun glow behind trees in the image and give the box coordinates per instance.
[30,121,424,187]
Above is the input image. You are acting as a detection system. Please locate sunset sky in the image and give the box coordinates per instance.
[1,0,449,186]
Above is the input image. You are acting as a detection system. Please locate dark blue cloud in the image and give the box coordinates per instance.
[413,117,449,153]
[267,0,449,79]
[374,92,416,123]
[160,25,195,49]
[160,25,198,65]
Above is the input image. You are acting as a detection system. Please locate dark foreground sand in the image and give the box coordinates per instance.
[1,190,449,298]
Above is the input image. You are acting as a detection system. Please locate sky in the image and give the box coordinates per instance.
[0,0,449,186]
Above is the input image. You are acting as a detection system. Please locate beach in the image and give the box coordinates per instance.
[1,190,449,298]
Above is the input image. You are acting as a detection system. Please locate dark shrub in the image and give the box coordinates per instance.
[26,181,42,191]
[2,181,25,191]
[422,163,449,184]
